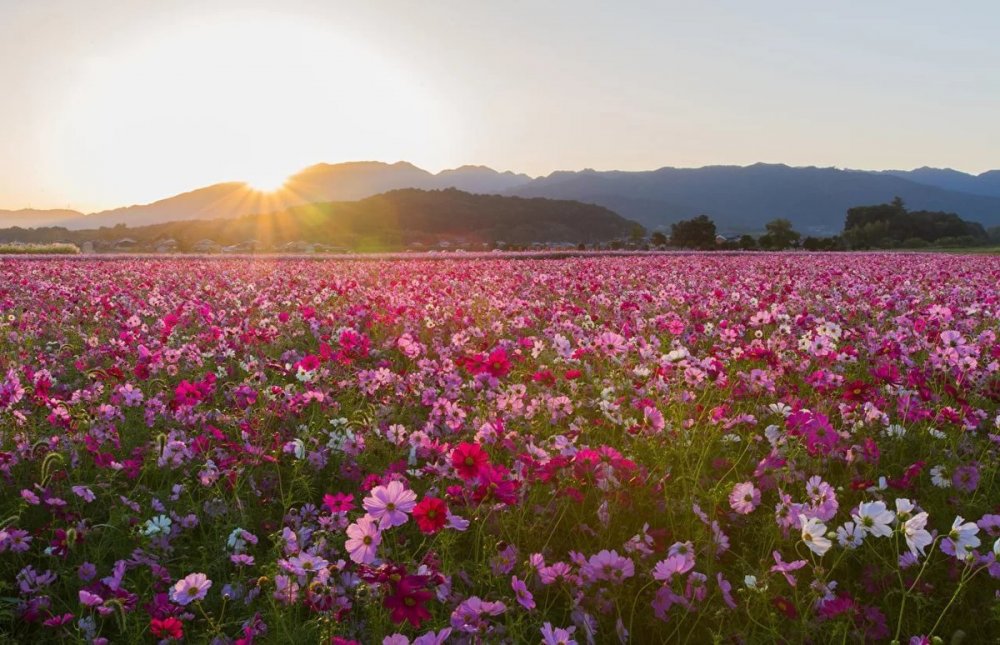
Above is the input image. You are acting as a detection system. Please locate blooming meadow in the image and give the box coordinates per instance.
[0,254,998,643]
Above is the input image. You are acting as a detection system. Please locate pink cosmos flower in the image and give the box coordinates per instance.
[581,549,634,583]
[652,554,695,582]
[729,481,761,515]
[170,572,212,605]
[539,562,574,585]
[770,551,807,586]
[345,515,382,564]
[363,481,417,528]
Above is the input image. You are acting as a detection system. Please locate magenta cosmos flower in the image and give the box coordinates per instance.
[363,480,417,528]
[345,515,382,564]
[170,572,212,605]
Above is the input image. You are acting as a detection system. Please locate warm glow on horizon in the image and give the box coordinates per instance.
[18,10,463,212]
[245,172,292,194]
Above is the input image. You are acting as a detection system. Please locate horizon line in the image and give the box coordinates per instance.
[3,159,998,214]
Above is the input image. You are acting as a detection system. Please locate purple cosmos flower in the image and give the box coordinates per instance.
[511,575,535,610]
[952,464,980,493]
[450,596,507,633]
[540,622,577,645]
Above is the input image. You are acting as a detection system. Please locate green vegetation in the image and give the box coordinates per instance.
[842,197,989,249]
[669,214,716,249]
[0,242,79,254]
[663,201,996,252]
[758,218,801,250]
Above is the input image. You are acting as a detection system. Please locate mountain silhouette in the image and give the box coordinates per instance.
[0,208,84,228]
[0,189,638,250]
[8,161,1000,235]
[874,167,1000,198]
[505,163,1000,233]
[70,162,534,230]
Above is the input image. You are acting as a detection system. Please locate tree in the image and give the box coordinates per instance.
[803,236,844,251]
[842,199,988,248]
[650,231,668,247]
[628,224,647,246]
[737,234,757,250]
[670,215,716,249]
[758,218,801,250]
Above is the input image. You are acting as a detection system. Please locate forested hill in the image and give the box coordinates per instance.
[0,189,641,251]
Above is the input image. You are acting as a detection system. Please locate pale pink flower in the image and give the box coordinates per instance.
[345,515,382,564]
[363,480,417,528]
[729,481,761,515]
[170,572,212,605]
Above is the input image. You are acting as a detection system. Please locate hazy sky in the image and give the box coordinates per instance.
[2,0,998,212]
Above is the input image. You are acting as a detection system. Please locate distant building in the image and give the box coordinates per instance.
[192,239,221,253]
[113,237,138,251]
[281,241,316,254]
[154,238,178,253]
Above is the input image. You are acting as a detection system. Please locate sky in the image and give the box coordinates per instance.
[1,0,998,212]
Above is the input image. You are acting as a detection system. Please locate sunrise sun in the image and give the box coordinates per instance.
[37,10,459,211]
[245,170,291,193]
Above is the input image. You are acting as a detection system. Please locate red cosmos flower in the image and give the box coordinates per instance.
[150,616,184,640]
[841,379,871,402]
[451,442,489,480]
[412,497,448,534]
[486,348,512,378]
[531,370,556,386]
[474,464,520,506]
[383,575,433,627]
[772,596,798,619]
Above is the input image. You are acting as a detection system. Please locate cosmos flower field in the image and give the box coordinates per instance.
[1,254,998,644]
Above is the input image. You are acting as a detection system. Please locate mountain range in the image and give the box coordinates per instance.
[4,161,1000,235]
[0,189,638,251]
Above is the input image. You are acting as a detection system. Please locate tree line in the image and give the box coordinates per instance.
[657,198,999,250]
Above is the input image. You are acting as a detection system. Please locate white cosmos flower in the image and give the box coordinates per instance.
[799,514,832,556]
[903,512,932,557]
[853,501,895,539]
[930,465,951,488]
[768,403,792,417]
[836,521,864,549]
[142,514,172,537]
[947,516,981,560]
[895,498,916,522]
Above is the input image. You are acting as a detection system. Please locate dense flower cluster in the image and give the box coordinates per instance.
[0,254,998,642]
